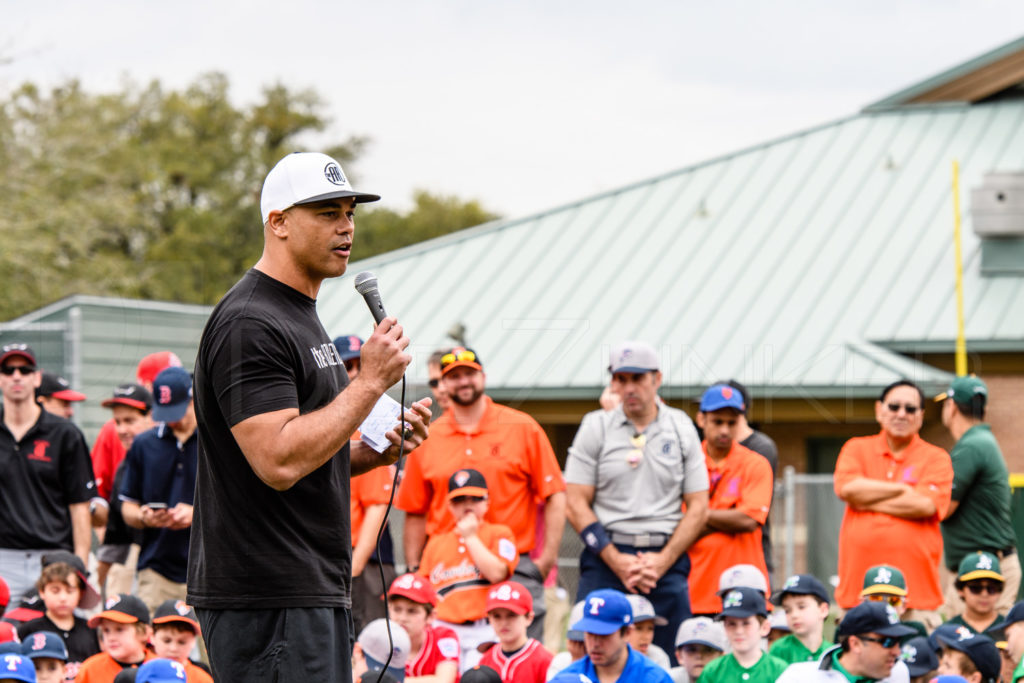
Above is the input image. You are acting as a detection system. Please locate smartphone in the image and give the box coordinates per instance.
[146,502,168,510]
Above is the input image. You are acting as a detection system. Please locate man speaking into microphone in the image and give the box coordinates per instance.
[188,152,432,681]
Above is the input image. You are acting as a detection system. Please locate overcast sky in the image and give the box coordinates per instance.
[4,2,1024,218]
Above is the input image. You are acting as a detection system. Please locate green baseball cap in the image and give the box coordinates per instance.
[957,551,1004,583]
[934,375,988,405]
[861,565,908,597]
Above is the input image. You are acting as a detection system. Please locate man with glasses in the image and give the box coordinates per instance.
[834,380,953,631]
[936,375,1019,616]
[397,346,566,641]
[777,601,916,682]
[426,349,450,416]
[565,343,709,661]
[0,343,95,604]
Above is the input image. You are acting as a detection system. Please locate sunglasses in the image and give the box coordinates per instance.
[859,635,901,648]
[965,582,1003,595]
[428,379,440,388]
[885,402,919,414]
[0,365,37,376]
[441,349,476,366]
[627,433,645,468]
[865,594,904,607]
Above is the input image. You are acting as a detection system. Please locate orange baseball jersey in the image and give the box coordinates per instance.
[396,396,565,553]
[833,431,953,610]
[75,651,153,683]
[184,661,214,683]
[479,638,553,683]
[687,440,772,614]
[418,521,519,623]
[351,463,396,546]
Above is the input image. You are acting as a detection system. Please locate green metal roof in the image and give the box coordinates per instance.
[319,95,1024,401]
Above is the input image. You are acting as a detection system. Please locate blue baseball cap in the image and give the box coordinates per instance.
[900,636,939,677]
[0,654,35,683]
[700,384,745,413]
[136,658,187,683]
[837,602,916,639]
[333,335,364,362]
[572,589,633,635]
[937,628,1000,683]
[21,631,67,661]
[151,367,192,423]
[770,573,831,606]
[992,600,1024,631]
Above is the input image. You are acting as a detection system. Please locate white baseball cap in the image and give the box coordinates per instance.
[260,152,380,223]
[717,563,768,596]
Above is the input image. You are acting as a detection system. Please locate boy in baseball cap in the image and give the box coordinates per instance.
[992,601,1024,682]
[0,653,35,683]
[418,469,518,671]
[860,564,928,638]
[21,631,67,683]
[35,371,86,419]
[80,594,153,678]
[387,574,460,682]
[946,552,1006,641]
[900,635,939,683]
[151,600,211,683]
[702,587,787,683]
[936,628,1001,683]
[672,617,725,682]
[560,589,671,683]
[625,595,671,670]
[353,619,410,682]
[769,573,833,665]
[479,581,552,683]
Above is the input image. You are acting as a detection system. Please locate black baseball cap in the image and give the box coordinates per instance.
[36,372,86,401]
[717,586,767,619]
[87,593,151,628]
[937,629,1000,683]
[447,468,488,500]
[770,574,830,606]
[836,602,916,639]
[101,383,154,412]
[0,343,35,366]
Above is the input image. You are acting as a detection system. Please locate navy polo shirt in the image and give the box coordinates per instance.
[119,424,197,583]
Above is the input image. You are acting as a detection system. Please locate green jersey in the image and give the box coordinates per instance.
[769,633,833,665]
[1014,656,1024,683]
[941,424,1015,569]
[697,651,788,683]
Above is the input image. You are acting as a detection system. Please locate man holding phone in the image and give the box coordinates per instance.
[120,366,198,614]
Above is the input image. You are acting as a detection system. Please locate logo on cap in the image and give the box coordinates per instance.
[395,575,420,590]
[29,633,46,651]
[901,644,918,662]
[955,625,973,641]
[885,604,899,624]
[453,470,471,488]
[724,591,743,609]
[174,600,190,616]
[588,597,606,615]
[977,555,994,570]
[784,576,800,590]
[876,568,893,584]
[324,163,346,186]
[490,584,521,601]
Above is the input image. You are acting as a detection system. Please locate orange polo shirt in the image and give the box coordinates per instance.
[351,464,396,546]
[833,431,952,610]
[687,440,772,614]
[396,396,565,553]
[418,522,519,623]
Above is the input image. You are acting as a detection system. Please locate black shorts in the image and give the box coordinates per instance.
[197,606,353,682]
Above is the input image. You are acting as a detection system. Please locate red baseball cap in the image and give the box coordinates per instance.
[135,351,182,386]
[388,574,438,607]
[485,581,532,615]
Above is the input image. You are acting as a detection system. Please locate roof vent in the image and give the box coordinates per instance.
[970,172,1024,275]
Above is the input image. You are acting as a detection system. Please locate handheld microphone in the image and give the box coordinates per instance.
[354,271,387,325]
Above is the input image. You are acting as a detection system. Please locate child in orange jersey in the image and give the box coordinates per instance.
[150,600,212,683]
[76,594,153,682]
[418,469,518,671]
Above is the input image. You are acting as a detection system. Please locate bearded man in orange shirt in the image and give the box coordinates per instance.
[834,379,953,631]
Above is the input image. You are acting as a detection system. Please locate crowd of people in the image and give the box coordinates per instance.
[0,151,1020,683]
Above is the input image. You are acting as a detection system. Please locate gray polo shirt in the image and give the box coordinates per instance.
[565,404,708,535]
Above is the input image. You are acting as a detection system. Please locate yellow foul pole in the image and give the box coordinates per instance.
[952,160,967,376]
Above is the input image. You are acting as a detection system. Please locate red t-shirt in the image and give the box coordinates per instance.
[407,624,461,678]
[479,639,552,683]
[396,397,565,553]
[90,419,125,501]
[833,431,953,610]
[687,440,773,614]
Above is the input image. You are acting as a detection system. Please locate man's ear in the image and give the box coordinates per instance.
[266,210,290,239]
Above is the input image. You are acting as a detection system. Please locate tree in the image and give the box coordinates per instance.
[354,190,499,260]
[0,73,364,320]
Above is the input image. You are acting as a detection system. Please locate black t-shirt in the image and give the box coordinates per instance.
[18,614,101,669]
[0,409,95,549]
[187,269,352,609]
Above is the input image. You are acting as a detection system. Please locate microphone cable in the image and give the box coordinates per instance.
[373,375,407,683]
